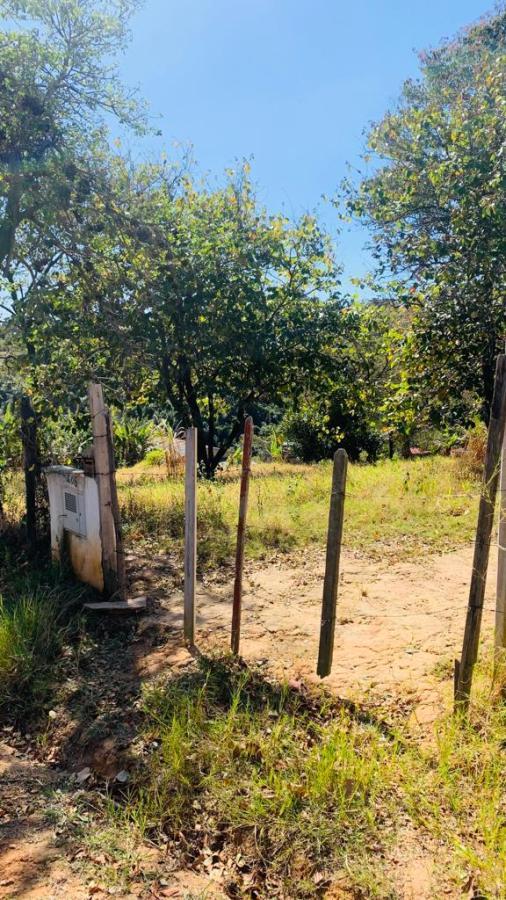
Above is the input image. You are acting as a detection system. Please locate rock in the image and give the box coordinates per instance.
[76,767,91,784]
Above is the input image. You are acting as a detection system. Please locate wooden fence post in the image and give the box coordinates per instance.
[456,354,506,709]
[184,426,197,645]
[20,395,37,555]
[88,383,120,597]
[231,416,253,655]
[104,409,127,601]
[495,342,506,654]
[317,448,348,678]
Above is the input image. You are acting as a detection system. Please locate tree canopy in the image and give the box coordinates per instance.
[341,9,506,424]
[18,162,346,474]
[0,0,144,340]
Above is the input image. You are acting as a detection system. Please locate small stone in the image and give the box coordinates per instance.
[76,767,91,784]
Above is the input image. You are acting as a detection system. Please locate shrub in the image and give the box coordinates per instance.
[113,414,154,467]
[457,419,487,478]
[141,448,166,467]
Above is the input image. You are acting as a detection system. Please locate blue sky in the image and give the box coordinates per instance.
[118,0,494,293]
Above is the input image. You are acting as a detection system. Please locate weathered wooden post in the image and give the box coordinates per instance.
[20,395,37,555]
[88,383,125,598]
[184,426,197,645]
[231,416,254,655]
[317,448,348,678]
[104,409,127,601]
[456,354,506,710]
[495,342,506,655]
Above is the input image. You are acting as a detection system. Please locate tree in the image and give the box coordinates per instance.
[0,0,145,347]
[283,302,408,461]
[18,163,345,476]
[341,9,506,423]
[134,172,344,476]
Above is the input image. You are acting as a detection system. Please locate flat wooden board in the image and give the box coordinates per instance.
[84,597,147,612]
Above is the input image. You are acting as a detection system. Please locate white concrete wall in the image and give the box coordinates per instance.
[45,466,104,592]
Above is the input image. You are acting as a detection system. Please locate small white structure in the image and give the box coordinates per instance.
[45,465,104,592]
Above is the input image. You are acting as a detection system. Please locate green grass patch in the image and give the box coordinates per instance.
[0,546,86,720]
[2,458,481,571]
[118,456,479,570]
[96,656,506,898]
[115,657,400,897]
[400,659,506,895]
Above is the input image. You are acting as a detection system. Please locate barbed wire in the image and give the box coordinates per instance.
[333,602,502,620]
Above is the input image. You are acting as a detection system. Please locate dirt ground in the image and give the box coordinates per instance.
[135,543,497,728]
[0,542,498,899]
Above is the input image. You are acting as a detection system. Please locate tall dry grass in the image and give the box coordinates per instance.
[118,456,480,569]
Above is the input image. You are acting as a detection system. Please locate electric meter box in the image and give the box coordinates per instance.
[62,482,86,537]
[45,465,104,592]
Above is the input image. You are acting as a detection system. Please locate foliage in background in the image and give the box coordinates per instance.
[24,162,346,477]
[282,303,412,461]
[2,3,505,484]
[0,0,145,349]
[341,8,506,427]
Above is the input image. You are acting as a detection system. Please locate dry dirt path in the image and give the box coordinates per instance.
[135,543,497,728]
[0,742,89,899]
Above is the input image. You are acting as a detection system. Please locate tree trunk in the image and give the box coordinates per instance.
[21,396,38,555]
[400,434,412,459]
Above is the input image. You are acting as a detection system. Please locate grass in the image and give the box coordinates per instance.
[400,657,506,896]
[94,654,506,898]
[118,456,480,570]
[0,544,87,720]
[113,656,400,897]
[1,456,481,570]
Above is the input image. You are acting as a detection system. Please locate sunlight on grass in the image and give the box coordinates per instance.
[400,657,506,896]
[118,456,479,569]
[97,655,506,898]
[116,657,399,897]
